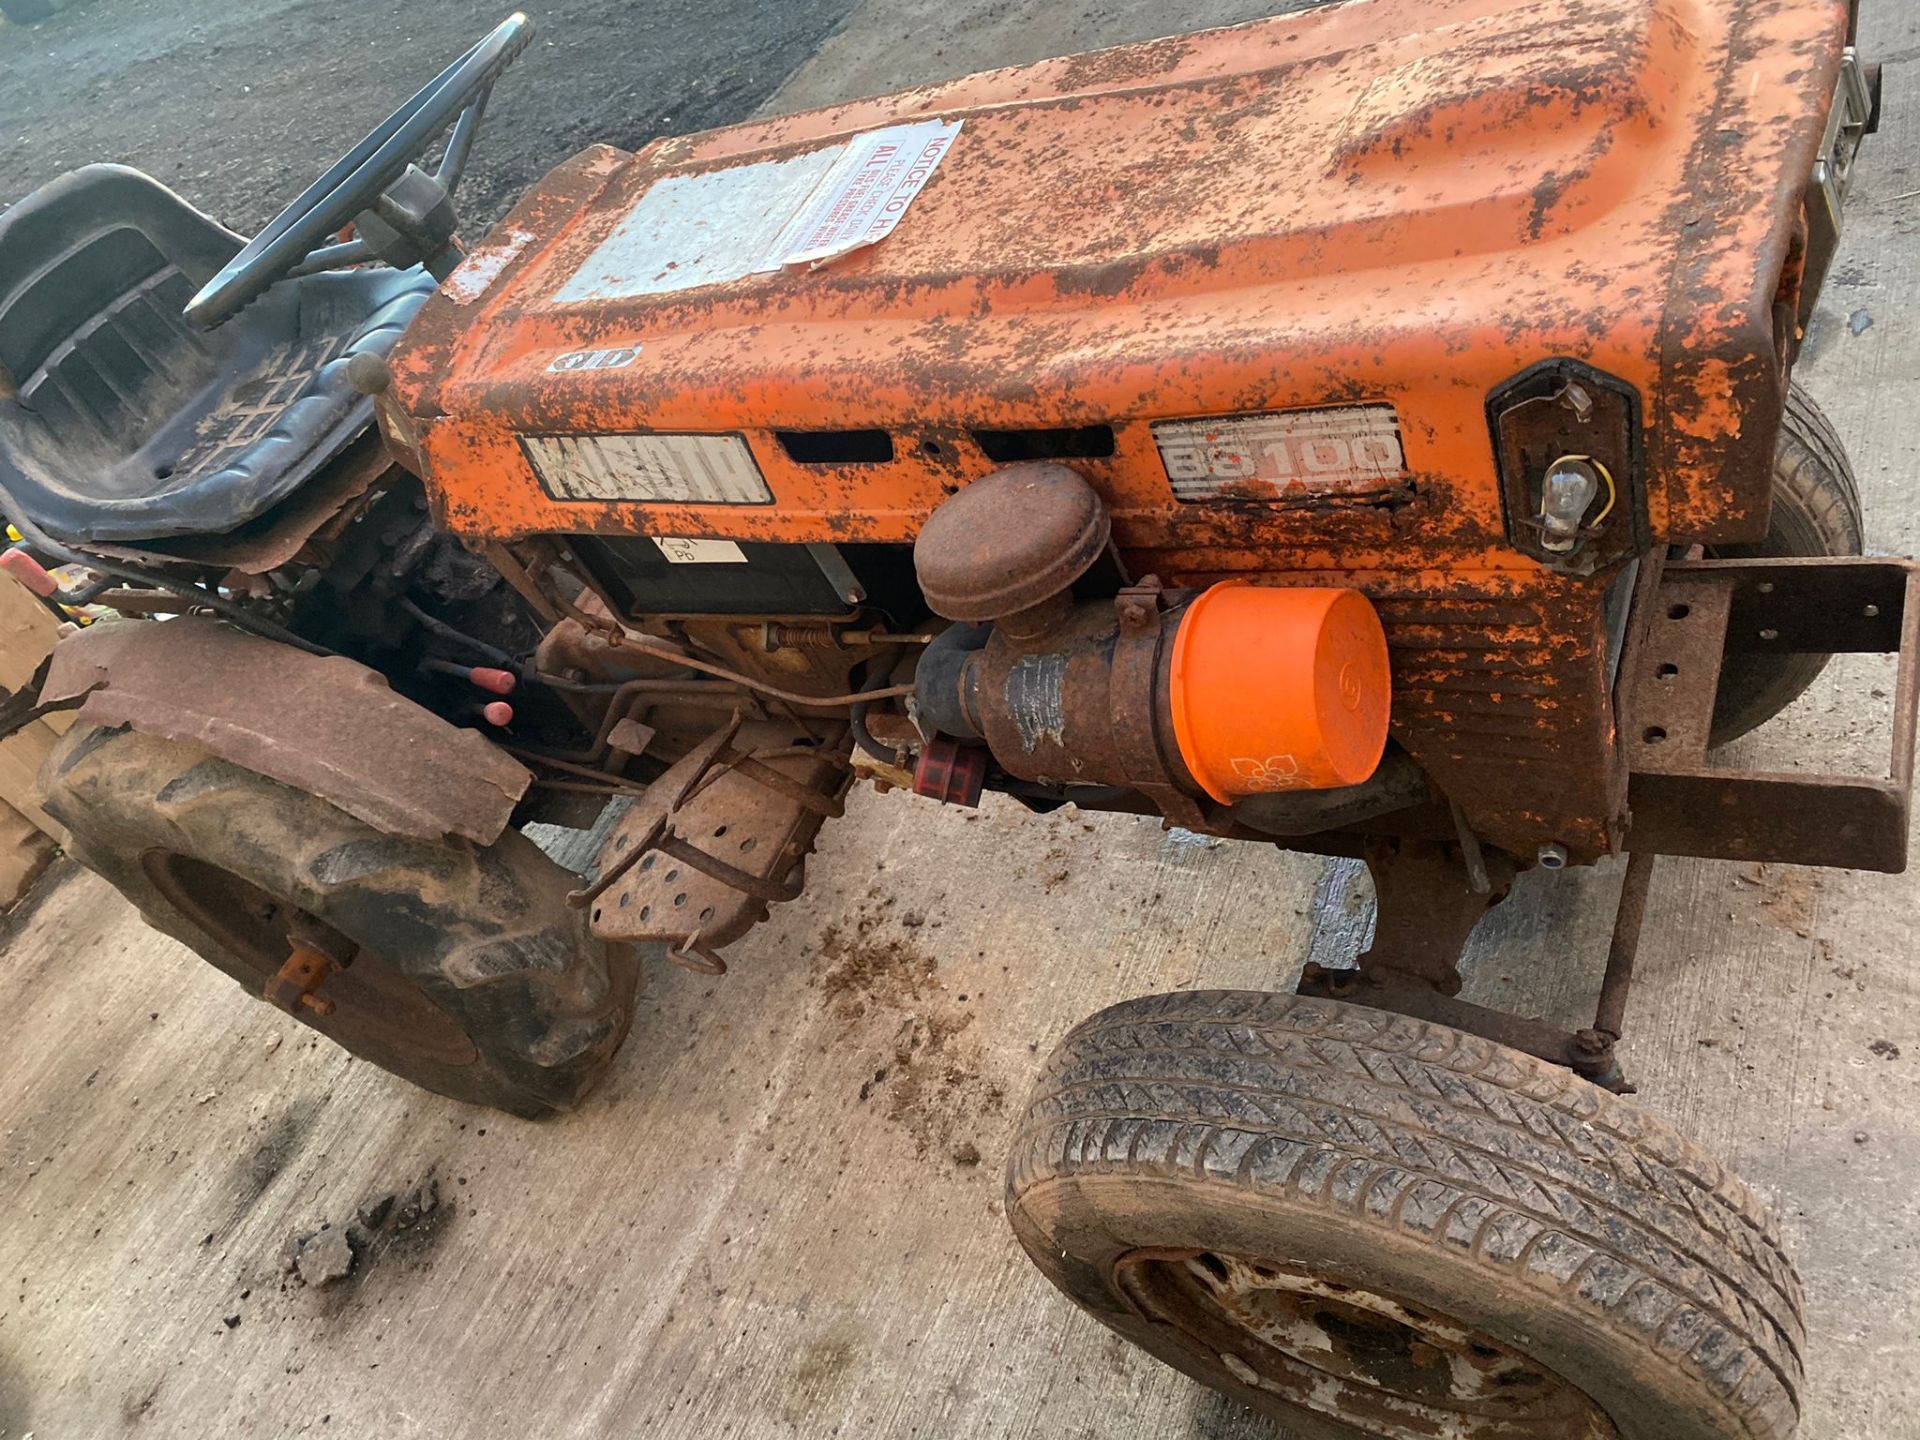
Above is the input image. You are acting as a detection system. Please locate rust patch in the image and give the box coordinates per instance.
[42,618,529,845]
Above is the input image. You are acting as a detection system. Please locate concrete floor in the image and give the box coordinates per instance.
[4,2,1920,1438]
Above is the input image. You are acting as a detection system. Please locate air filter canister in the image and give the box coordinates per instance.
[1167,583,1391,803]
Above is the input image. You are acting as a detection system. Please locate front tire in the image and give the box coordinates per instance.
[1709,385,1864,746]
[1007,991,1804,1440]
[42,723,638,1117]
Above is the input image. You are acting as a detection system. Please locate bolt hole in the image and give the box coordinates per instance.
[154,464,175,480]
[713,824,729,838]
[640,855,655,872]
[673,892,687,907]
[1667,602,1691,620]
[639,904,651,921]
[591,906,602,922]
[664,868,679,882]
[1644,726,1668,744]
[698,906,714,923]
[618,893,630,908]
[920,438,945,458]
[615,835,629,851]
[1758,627,1779,642]
[1656,662,1679,679]
[740,837,757,853]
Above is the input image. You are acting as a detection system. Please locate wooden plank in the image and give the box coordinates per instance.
[0,565,71,735]
[0,716,67,845]
[0,564,59,692]
[0,799,54,908]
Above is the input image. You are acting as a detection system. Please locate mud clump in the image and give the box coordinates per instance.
[880,1010,1006,1161]
[817,919,937,1023]
[1740,864,1820,939]
[293,1226,355,1286]
[283,1175,452,1299]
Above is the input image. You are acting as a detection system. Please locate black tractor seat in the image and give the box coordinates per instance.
[0,165,433,545]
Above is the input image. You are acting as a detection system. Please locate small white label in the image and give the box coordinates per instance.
[548,345,642,373]
[521,433,771,504]
[1155,406,1409,501]
[442,227,536,305]
[653,536,747,564]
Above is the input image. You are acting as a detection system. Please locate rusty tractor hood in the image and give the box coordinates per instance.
[389,0,1849,567]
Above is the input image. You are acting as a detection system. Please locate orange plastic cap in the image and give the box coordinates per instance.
[1168,583,1390,803]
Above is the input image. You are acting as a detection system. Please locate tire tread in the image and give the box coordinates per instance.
[1009,990,1804,1440]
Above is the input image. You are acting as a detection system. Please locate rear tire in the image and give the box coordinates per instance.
[42,723,638,1117]
[1007,990,1805,1440]
[1708,385,1864,745]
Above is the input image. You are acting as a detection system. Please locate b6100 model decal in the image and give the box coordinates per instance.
[1153,405,1408,501]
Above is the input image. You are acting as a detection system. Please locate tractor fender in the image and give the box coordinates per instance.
[39,617,529,845]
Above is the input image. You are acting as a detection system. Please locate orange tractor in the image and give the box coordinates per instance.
[0,2,1897,1434]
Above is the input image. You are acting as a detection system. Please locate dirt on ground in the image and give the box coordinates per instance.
[815,894,1009,1164]
[0,0,859,232]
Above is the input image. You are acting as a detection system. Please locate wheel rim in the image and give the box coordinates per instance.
[142,850,478,1069]
[1114,1250,1618,1439]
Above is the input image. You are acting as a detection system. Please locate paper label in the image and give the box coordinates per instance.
[653,536,747,564]
[442,227,535,305]
[758,119,962,270]
[549,120,962,303]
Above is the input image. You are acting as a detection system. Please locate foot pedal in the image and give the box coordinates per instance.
[579,719,850,972]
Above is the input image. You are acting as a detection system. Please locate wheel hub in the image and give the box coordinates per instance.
[1114,1250,1617,1439]
[141,850,478,1069]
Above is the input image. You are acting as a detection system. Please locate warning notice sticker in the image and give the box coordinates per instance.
[758,118,963,270]
[550,119,963,304]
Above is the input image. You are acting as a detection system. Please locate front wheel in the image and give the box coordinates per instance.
[1709,385,1864,745]
[42,723,638,1117]
[1007,991,1804,1439]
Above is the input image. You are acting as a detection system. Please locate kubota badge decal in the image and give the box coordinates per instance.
[548,345,641,373]
[520,432,771,505]
[1153,405,1408,501]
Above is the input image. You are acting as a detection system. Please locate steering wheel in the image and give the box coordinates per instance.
[185,13,534,330]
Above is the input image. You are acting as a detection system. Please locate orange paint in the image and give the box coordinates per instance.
[381,0,1852,858]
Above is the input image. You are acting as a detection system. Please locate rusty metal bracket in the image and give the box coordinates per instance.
[265,945,340,1016]
[1296,836,1643,1093]
[1353,838,1514,995]
[1108,580,1210,832]
[567,716,742,909]
[580,717,852,973]
[1624,556,1920,872]
[263,915,358,1017]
